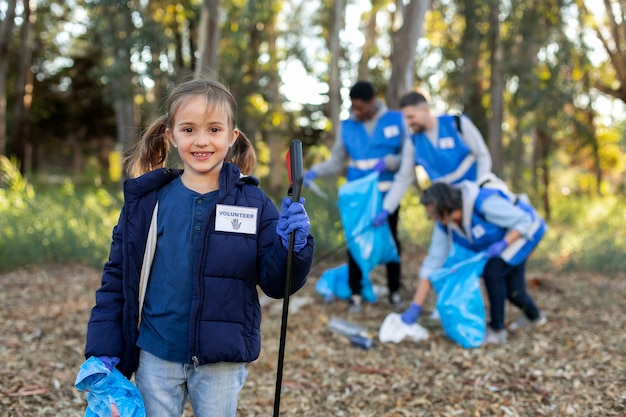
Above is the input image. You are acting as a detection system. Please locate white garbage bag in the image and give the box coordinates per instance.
[378,312,429,344]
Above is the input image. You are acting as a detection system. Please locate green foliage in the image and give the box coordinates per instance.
[306,182,626,274]
[1,156,624,273]
[538,193,626,272]
[0,157,121,272]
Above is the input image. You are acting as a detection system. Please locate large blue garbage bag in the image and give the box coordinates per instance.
[429,244,487,348]
[315,263,378,302]
[337,172,400,288]
[75,356,146,417]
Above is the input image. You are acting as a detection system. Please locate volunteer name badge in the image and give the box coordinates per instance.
[215,204,258,234]
[383,124,400,139]
[471,224,486,239]
[439,137,455,149]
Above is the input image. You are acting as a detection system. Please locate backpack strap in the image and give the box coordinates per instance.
[454,114,462,135]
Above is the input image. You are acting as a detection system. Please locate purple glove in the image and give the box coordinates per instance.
[303,171,318,188]
[97,356,120,371]
[276,197,310,252]
[373,210,390,227]
[486,239,508,259]
[373,159,386,173]
[401,303,422,325]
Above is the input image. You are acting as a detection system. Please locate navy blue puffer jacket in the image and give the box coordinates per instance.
[85,163,314,378]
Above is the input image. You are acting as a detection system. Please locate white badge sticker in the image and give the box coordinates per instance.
[215,204,258,235]
[383,125,400,138]
[472,224,486,239]
[439,137,455,149]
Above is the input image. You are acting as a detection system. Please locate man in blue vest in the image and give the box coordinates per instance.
[303,81,410,312]
[377,90,494,219]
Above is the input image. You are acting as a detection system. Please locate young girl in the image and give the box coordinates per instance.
[83,79,314,416]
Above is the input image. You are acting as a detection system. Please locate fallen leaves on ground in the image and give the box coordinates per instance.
[1,245,625,416]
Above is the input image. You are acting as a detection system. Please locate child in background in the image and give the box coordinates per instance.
[82,78,314,416]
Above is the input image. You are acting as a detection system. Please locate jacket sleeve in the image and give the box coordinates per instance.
[85,214,125,360]
[256,197,314,299]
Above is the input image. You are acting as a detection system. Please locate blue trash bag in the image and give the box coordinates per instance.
[75,356,146,417]
[315,263,377,303]
[429,244,487,348]
[337,172,400,282]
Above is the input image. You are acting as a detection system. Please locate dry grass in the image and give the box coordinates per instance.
[1,245,625,416]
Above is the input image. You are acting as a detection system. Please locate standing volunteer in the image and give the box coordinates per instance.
[82,79,314,417]
[399,181,547,345]
[378,90,494,219]
[303,81,410,312]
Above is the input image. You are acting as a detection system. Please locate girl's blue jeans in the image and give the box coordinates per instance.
[482,258,541,331]
[135,350,248,417]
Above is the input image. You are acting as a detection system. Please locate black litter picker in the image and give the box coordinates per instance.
[272,139,304,417]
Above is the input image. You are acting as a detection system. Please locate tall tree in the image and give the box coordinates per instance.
[487,0,504,175]
[195,0,220,78]
[0,0,17,156]
[386,0,431,109]
[11,0,34,175]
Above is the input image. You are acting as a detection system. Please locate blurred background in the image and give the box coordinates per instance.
[0,0,624,273]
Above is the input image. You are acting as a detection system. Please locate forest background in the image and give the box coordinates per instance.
[0,0,625,273]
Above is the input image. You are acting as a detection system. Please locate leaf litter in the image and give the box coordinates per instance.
[1,244,625,416]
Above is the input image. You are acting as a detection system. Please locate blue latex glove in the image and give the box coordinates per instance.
[303,170,318,188]
[486,239,508,259]
[373,159,386,173]
[373,210,390,227]
[401,303,422,325]
[97,356,120,371]
[276,197,310,253]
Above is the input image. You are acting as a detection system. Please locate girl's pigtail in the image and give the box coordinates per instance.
[125,115,170,178]
[228,131,257,175]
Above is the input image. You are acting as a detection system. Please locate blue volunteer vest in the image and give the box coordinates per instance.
[342,110,404,185]
[440,188,546,265]
[413,115,476,184]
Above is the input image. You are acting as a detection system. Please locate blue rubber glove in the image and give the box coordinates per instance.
[303,171,318,188]
[401,303,422,325]
[373,159,386,173]
[373,210,390,227]
[96,356,120,371]
[486,239,508,259]
[276,197,310,253]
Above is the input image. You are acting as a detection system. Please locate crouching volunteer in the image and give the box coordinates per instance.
[400,181,547,345]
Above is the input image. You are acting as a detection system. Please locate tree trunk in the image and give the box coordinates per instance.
[357,0,382,81]
[195,0,220,78]
[265,4,286,199]
[11,0,34,176]
[327,0,345,144]
[0,0,17,156]
[386,0,431,109]
[460,0,487,134]
[487,0,504,177]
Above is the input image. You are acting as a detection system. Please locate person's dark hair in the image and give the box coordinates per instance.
[420,182,463,218]
[125,78,256,178]
[398,91,429,108]
[349,81,375,101]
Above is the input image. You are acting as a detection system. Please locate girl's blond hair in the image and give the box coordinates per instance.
[125,79,256,177]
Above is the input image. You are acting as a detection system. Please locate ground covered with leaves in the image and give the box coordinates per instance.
[1,244,625,416]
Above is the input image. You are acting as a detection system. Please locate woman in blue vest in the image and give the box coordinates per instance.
[303,81,410,312]
[400,181,547,345]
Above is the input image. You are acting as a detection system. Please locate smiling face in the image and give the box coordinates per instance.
[401,103,430,133]
[165,95,238,193]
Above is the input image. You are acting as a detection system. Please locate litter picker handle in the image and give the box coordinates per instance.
[273,139,303,417]
[286,140,303,202]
